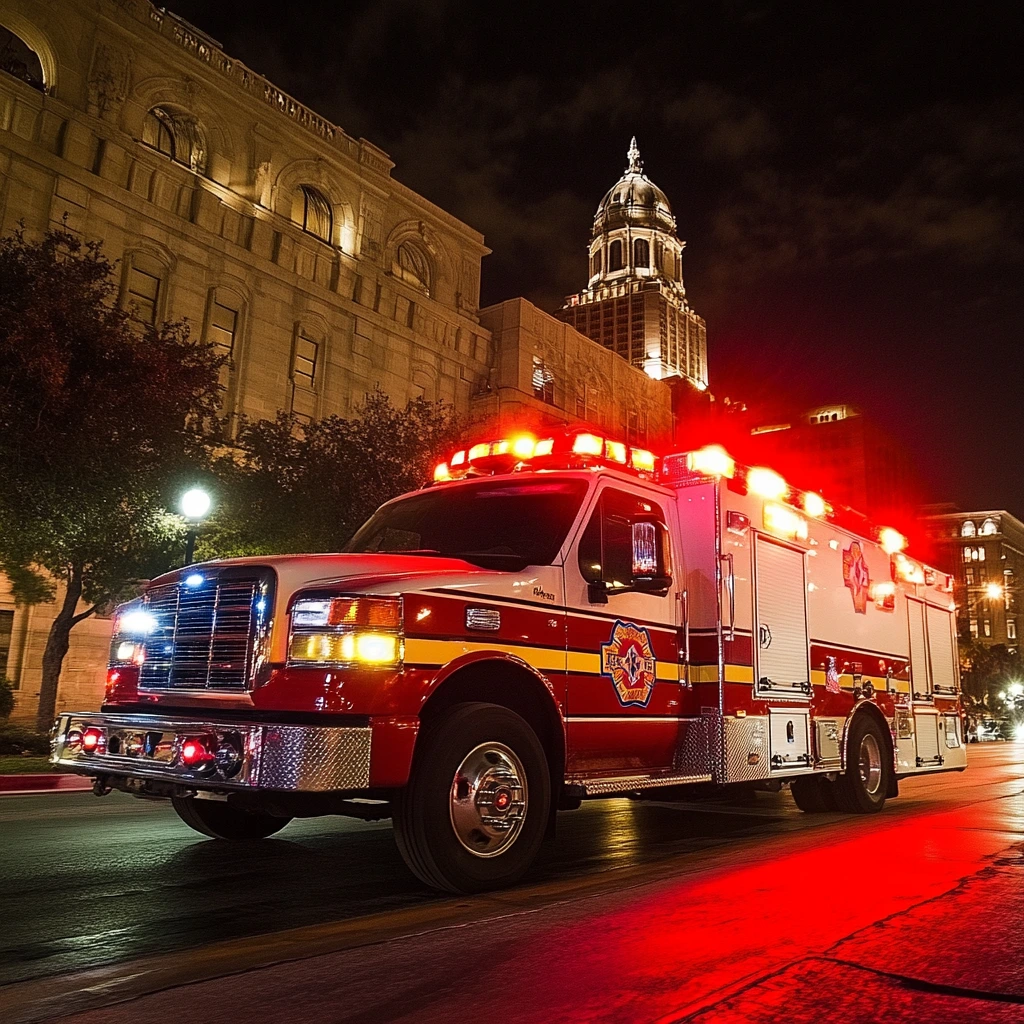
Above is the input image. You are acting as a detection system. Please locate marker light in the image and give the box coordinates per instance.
[433,462,451,482]
[747,467,788,500]
[572,433,605,457]
[630,448,656,473]
[450,450,466,467]
[180,737,214,768]
[534,438,555,457]
[289,631,400,666]
[468,443,490,462]
[184,573,204,588]
[879,527,906,554]
[117,609,157,635]
[686,445,735,478]
[81,727,104,753]
[894,554,925,585]
[872,581,897,599]
[605,440,628,464]
[115,641,145,665]
[802,492,828,518]
[511,435,536,460]
[764,503,808,540]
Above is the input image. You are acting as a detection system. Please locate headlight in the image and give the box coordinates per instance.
[288,596,403,668]
[108,600,153,666]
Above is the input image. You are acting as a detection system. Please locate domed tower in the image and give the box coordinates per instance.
[557,138,708,388]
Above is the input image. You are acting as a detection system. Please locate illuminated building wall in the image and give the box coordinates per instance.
[476,298,674,447]
[0,0,495,720]
[919,508,1023,650]
[556,139,708,388]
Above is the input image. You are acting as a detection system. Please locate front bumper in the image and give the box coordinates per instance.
[51,712,371,792]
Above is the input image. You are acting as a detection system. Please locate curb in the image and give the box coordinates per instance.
[0,774,92,795]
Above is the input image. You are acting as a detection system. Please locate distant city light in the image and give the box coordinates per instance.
[985,582,1004,600]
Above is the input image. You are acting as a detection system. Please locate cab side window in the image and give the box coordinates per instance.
[578,489,669,595]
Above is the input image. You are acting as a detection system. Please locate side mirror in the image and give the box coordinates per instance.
[631,521,672,595]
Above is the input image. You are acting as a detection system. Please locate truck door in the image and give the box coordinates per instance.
[564,483,684,776]
[908,597,957,765]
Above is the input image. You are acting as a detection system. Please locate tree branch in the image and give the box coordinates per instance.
[71,603,101,626]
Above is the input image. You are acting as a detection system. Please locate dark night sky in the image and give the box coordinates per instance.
[171,0,1023,514]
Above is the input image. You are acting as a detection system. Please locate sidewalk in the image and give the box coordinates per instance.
[0,774,92,795]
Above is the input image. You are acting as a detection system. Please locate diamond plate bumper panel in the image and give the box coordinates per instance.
[51,712,371,792]
[723,715,770,782]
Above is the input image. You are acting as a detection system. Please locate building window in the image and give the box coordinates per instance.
[0,609,13,682]
[633,238,650,269]
[126,265,161,325]
[965,566,975,585]
[142,107,207,173]
[207,295,239,356]
[532,355,554,404]
[0,26,45,92]
[962,546,985,562]
[592,249,602,276]
[1007,619,1017,641]
[960,520,976,537]
[608,239,624,272]
[394,241,431,293]
[982,618,991,638]
[979,518,998,536]
[300,185,333,244]
[576,383,598,422]
[969,617,978,638]
[293,332,318,387]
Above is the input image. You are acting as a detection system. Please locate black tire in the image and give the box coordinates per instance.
[834,715,891,814]
[790,774,839,813]
[393,702,551,893]
[171,796,291,840]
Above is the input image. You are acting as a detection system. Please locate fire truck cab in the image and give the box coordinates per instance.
[51,429,965,893]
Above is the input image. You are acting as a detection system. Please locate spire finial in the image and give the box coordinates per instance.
[626,136,642,173]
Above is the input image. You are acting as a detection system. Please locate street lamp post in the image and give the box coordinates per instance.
[180,487,212,566]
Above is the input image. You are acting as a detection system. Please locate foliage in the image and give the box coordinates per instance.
[0,678,14,722]
[0,227,225,729]
[958,636,1022,709]
[205,388,460,557]
[0,724,51,756]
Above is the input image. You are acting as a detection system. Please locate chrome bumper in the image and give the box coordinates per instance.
[51,712,371,792]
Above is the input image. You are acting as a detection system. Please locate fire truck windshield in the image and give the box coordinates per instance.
[346,478,589,570]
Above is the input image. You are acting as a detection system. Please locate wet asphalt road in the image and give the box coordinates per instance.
[1,744,1022,1023]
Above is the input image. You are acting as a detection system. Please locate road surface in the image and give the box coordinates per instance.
[1,743,1022,1023]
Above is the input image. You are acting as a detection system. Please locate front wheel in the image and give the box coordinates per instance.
[393,702,551,893]
[171,796,291,840]
[834,715,891,814]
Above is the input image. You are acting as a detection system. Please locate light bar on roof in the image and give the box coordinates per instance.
[747,466,788,500]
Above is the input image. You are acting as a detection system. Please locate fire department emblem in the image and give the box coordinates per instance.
[600,621,657,707]
[842,542,870,615]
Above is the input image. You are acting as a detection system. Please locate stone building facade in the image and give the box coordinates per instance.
[0,1,680,723]
[474,298,674,448]
[919,508,1023,651]
[556,138,708,387]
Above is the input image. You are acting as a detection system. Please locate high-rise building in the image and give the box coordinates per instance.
[919,508,1023,651]
[556,139,708,387]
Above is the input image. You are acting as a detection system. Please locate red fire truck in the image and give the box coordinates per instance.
[51,428,966,892]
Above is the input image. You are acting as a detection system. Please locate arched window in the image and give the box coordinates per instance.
[960,521,976,537]
[608,239,624,272]
[142,107,207,174]
[300,185,333,243]
[592,248,602,276]
[393,240,431,293]
[654,241,664,272]
[0,26,44,92]
[980,518,998,536]
[633,238,650,269]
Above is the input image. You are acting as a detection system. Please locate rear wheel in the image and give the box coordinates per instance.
[790,774,839,812]
[171,796,291,840]
[834,715,890,814]
[393,702,550,893]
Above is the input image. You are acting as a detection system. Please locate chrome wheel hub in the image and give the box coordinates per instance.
[450,742,528,858]
[858,733,882,795]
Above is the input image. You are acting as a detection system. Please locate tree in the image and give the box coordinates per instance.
[207,388,460,556]
[958,635,1022,712]
[0,228,224,731]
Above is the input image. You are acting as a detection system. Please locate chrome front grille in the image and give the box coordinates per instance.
[139,571,270,691]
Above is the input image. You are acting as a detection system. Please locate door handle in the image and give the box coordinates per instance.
[720,553,735,642]
[677,588,690,686]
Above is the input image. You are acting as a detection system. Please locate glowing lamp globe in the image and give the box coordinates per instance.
[180,488,212,521]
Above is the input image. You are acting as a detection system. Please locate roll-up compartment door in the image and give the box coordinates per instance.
[926,604,956,695]
[754,537,810,695]
[908,598,930,698]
